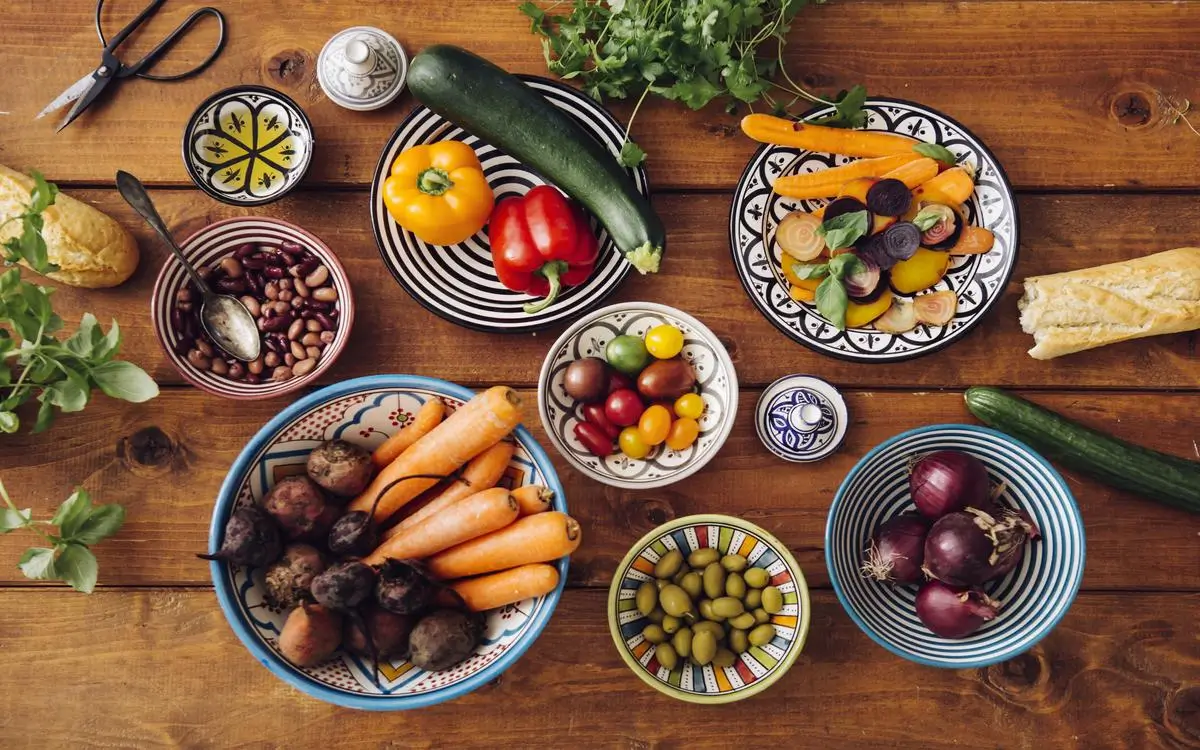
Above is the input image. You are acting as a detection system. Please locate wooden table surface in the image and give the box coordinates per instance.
[3,2,1200,748]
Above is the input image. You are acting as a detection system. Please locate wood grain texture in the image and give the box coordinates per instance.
[2,2,1199,190]
[1,588,1198,749]
[1,388,1196,590]
[22,189,1200,391]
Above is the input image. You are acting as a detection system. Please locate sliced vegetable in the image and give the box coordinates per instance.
[843,252,882,299]
[427,512,581,579]
[789,284,816,303]
[910,167,975,208]
[874,298,919,333]
[818,205,871,251]
[845,288,894,328]
[371,398,445,469]
[384,441,516,538]
[823,197,871,224]
[363,487,519,565]
[890,248,951,294]
[775,211,826,262]
[881,158,939,189]
[447,563,560,612]
[913,290,959,326]
[881,222,921,262]
[964,386,1200,515]
[950,226,996,255]
[741,115,918,157]
[773,154,921,199]
[865,178,913,217]
[837,177,877,203]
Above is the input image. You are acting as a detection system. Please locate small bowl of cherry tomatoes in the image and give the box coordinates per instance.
[537,302,739,489]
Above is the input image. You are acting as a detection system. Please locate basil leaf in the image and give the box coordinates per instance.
[56,543,98,594]
[29,171,59,214]
[45,369,89,413]
[52,488,92,537]
[68,504,125,546]
[828,253,866,279]
[0,507,31,533]
[0,411,17,434]
[18,547,56,580]
[817,210,869,251]
[913,142,957,166]
[94,319,122,362]
[65,313,98,358]
[815,275,850,331]
[89,360,159,404]
[32,395,56,434]
[791,262,829,280]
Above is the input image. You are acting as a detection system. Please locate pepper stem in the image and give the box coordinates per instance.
[523,261,568,314]
[416,168,454,196]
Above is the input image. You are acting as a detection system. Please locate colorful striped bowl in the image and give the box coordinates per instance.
[826,424,1085,668]
[608,515,810,703]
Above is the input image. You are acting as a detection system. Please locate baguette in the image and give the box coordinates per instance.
[1018,248,1200,359]
[0,165,138,288]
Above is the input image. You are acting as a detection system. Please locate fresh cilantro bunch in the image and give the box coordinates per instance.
[1,481,125,592]
[519,0,868,166]
[0,171,159,433]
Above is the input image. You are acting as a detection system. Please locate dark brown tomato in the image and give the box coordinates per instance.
[636,358,697,401]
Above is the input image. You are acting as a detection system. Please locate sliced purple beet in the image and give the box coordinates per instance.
[823,197,874,229]
[866,178,913,217]
[882,222,922,261]
[844,251,882,299]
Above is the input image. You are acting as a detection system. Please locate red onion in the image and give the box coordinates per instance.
[861,512,930,584]
[909,450,991,519]
[915,580,1000,638]
[923,508,1039,587]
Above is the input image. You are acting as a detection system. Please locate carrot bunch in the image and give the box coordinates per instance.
[355,386,582,612]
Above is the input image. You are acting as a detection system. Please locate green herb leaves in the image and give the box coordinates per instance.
[913,142,957,166]
[1,483,124,593]
[807,85,869,129]
[520,0,866,165]
[792,252,865,330]
[817,210,869,251]
[1,171,60,275]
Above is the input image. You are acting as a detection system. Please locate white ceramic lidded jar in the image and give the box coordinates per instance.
[317,26,408,111]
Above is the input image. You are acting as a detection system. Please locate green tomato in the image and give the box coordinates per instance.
[605,335,650,374]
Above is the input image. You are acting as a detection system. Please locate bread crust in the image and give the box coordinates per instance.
[1018,247,1200,359]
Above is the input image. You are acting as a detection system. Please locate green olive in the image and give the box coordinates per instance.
[680,571,703,599]
[713,648,737,668]
[728,612,756,630]
[698,599,720,621]
[729,628,749,654]
[655,642,679,671]
[672,627,693,658]
[691,630,717,665]
[744,589,762,609]
[725,572,747,599]
[671,565,691,585]
[712,597,745,619]
[662,615,682,634]
[748,623,776,647]
[762,586,784,614]
[702,562,725,599]
[753,608,770,624]
[720,554,748,572]
[688,547,720,568]
[635,581,657,616]
[654,549,684,579]
[692,621,725,641]
[648,607,666,624]
[744,567,770,589]
[642,624,667,644]
[655,578,670,590]
[658,584,693,617]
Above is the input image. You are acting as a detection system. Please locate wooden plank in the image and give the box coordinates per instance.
[1,588,1197,749]
[3,2,1200,190]
[26,189,1200,390]
[1,388,1196,591]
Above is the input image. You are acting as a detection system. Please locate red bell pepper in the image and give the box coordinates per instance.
[488,185,599,314]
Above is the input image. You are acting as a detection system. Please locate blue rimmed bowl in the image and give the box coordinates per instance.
[208,375,567,710]
[826,424,1084,668]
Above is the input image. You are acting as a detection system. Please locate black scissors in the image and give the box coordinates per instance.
[37,0,226,132]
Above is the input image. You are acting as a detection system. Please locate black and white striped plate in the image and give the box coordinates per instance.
[370,77,648,333]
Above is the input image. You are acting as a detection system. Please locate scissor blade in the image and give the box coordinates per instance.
[36,73,97,119]
[55,74,113,133]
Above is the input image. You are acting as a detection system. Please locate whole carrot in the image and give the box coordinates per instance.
[427,511,580,579]
[741,114,918,157]
[512,485,554,516]
[371,397,445,469]
[362,487,518,566]
[448,564,561,612]
[382,441,515,540]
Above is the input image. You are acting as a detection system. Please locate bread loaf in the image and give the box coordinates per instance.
[1018,247,1200,359]
[0,164,138,288]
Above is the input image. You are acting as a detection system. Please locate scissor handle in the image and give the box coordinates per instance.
[96,0,227,81]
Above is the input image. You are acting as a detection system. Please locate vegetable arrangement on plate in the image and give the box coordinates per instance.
[745,115,996,332]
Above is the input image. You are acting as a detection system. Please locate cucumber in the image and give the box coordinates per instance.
[965,386,1200,514]
[407,45,665,274]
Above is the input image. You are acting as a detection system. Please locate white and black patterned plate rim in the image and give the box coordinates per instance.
[370,76,648,334]
[728,97,1020,363]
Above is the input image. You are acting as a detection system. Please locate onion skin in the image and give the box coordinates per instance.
[909,450,991,519]
[915,580,1000,638]
[923,508,1038,587]
[861,512,930,584]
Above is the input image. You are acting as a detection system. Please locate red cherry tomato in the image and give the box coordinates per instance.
[604,388,646,427]
[573,422,614,457]
[581,402,621,440]
[606,369,634,395]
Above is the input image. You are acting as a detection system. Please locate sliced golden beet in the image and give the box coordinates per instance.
[890,248,951,294]
[846,289,894,329]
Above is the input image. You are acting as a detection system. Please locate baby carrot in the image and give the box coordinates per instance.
[448,564,561,612]
[427,511,581,580]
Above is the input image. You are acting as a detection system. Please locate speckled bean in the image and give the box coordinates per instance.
[300,332,322,347]
[284,353,296,367]
[248,357,264,375]
[219,257,244,278]
[196,340,214,358]
[287,318,305,341]
[303,265,329,288]
[305,346,322,359]
[312,286,338,303]
[270,366,292,381]
[264,352,280,368]
[290,340,307,360]
[305,319,321,333]
[186,349,211,370]
[294,278,309,297]
[293,358,317,377]
[264,281,279,300]
[210,358,229,376]
[319,330,335,344]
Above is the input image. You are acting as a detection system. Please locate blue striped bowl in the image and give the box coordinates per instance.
[826,424,1084,668]
[608,515,810,703]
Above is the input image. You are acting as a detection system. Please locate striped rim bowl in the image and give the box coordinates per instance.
[608,514,810,703]
[826,424,1085,668]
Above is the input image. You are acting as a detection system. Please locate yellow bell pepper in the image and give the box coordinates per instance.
[383,141,494,246]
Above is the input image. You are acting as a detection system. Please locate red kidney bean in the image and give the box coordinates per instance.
[260,313,293,333]
[314,312,335,330]
[245,374,262,385]
[241,256,266,270]
[173,337,194,357]
[279,250,296,266]
[264,266,286,279]
[216,277,246,294]
[263,336,283,354]
[279,240,303,254]
[328,307,339,319]
[293,258,319,277]
[170,307,184,332]
[270,333,289,351]
[234,243,256,259]
[299,309,313,320]
[245,273,262,295]
[304,299,330,312]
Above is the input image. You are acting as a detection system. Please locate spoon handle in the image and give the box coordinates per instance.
[115,170,213,295]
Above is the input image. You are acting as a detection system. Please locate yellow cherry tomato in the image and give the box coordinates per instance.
[619,426,651,459]
[674,393,704,420]
[637,405,672,446]
[665,417,701,451]
[644,324,684,359]
[383,141,494,246]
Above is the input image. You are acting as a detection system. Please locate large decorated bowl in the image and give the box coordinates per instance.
[207,375,567,710]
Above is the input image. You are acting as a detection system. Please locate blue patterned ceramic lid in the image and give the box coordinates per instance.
[318,26,407,112]
[755,375,848,463]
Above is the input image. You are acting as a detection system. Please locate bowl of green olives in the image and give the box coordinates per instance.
[607,514,810,703]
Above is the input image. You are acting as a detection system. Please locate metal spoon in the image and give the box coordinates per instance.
[115,171,261,363]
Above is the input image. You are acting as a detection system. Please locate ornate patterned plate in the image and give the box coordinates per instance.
[537,302,738,489]
[370,76,647,333]
[609,514,811,703]
[183,85,313,206]
[730,98,1019,362]
[208,375,567,710]
[754,375,848,463]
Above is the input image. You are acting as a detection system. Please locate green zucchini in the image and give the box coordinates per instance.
[407,45,665,274]
[965,386,1200,514]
